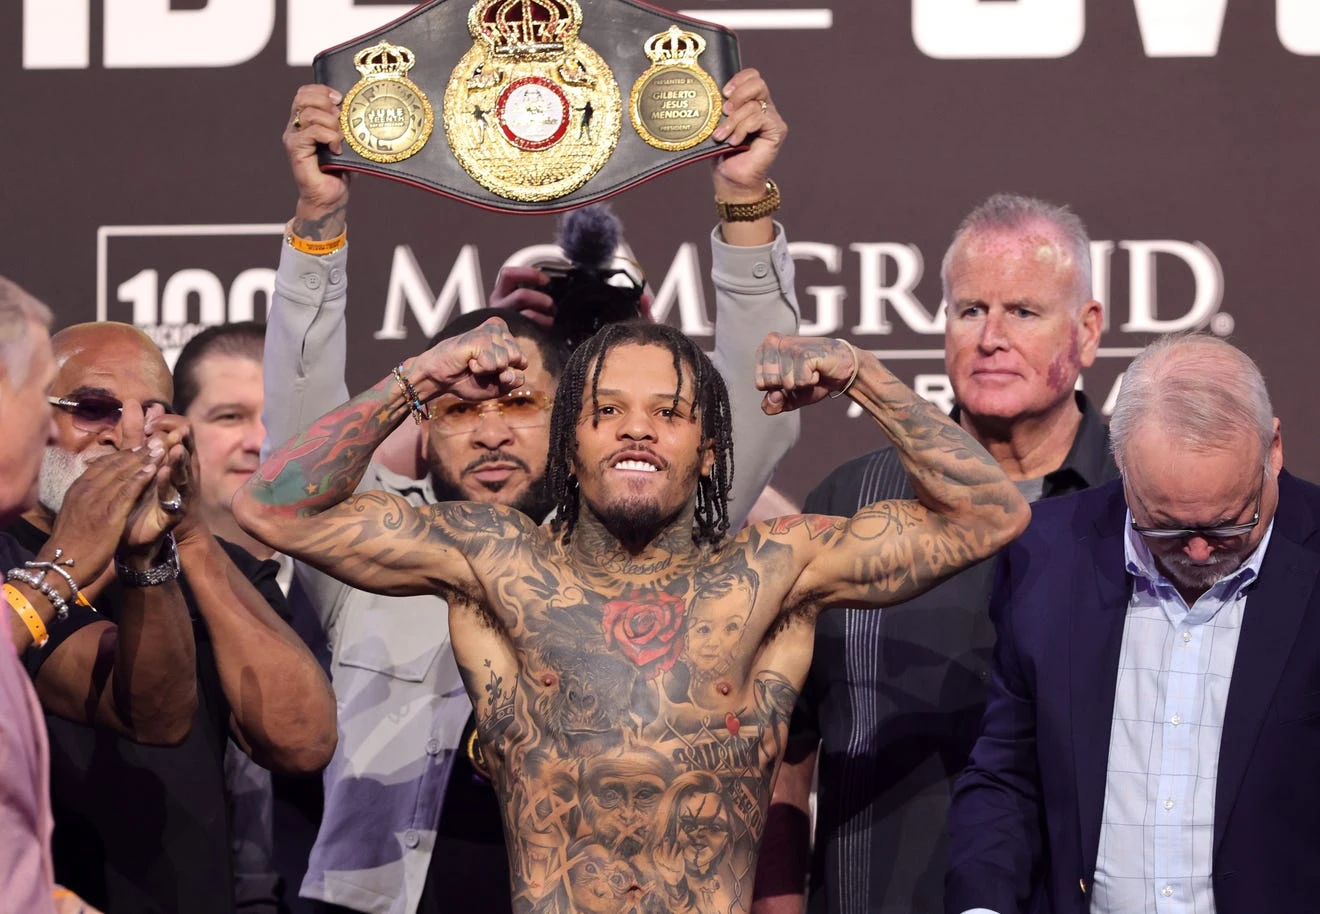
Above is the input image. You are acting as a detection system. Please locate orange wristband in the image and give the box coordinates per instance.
[286,221,347,256]
[5,583,48,648]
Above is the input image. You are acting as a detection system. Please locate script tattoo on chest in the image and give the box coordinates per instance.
[464,538,798,914]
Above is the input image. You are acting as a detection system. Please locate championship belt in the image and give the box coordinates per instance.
[313,0,740,214]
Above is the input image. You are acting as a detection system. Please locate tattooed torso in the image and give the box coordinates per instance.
[443,510,824,914]
[236,339,1027,914]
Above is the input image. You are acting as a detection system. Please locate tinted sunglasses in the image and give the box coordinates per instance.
[430,389,552,434]
[48,394,124,432]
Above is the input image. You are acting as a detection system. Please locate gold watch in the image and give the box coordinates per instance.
[715,179,780,222]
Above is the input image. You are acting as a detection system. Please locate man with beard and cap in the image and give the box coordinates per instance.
[8,320,338,914]
[233,313,1030,914]
[265,67,800,914]
[0,278,203,914]
[947,334,1320,914]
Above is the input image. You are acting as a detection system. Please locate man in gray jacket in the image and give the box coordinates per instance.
[265,68,800,914]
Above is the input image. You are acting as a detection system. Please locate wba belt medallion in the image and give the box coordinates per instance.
[630,26,722,151]
[443,0,622,203]
[340,42,435,164]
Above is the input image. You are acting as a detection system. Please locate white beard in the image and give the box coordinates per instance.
[38,446,94,514]
[1159,551,1244,593]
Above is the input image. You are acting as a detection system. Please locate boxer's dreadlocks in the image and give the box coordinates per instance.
[547,321,733,545]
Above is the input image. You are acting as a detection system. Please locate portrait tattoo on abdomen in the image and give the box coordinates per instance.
[465,540,799,914]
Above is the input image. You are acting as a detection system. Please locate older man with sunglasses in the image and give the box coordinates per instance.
[6,320,338,914]
[947,334,1320,914]
[0,278,204,914]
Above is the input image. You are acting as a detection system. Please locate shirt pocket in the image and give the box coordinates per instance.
[335,594,451,682]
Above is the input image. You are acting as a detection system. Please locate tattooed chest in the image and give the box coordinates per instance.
[462,544,808,913]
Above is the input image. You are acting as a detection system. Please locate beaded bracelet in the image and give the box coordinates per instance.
[392,364,430,424]
[24,548,89,610]
[4,567,68,621]
[4,583,48,648]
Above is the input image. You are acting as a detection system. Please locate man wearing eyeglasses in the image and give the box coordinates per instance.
[8,320,338,914]
[946,333,1319,914]
[266,68,798,914]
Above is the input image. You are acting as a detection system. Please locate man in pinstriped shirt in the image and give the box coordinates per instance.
[947,333,1316,914]
[754,193,1116,914]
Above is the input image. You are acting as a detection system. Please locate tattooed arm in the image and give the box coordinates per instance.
[284,83,349,243]
[233,318,528,594]
[754,334,1030,613]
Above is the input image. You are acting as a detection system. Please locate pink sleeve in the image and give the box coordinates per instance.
[0,625,56,914]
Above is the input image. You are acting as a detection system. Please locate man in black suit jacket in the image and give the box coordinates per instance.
[947,333,1316,914]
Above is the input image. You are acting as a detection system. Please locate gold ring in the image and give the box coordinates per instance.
[759,99,768,113]
[292,110,303,130]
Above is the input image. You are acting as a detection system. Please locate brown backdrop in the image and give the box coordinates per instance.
[7,1,1319,504]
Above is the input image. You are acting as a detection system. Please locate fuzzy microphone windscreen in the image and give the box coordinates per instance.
[556,204,623,272]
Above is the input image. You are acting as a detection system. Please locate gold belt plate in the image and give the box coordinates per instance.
[630,26,722,152]
[443,0,622,202]
[340,41,436,164]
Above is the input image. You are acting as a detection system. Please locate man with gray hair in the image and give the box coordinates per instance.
[946,333,1312,914]
[755,193,1115,914]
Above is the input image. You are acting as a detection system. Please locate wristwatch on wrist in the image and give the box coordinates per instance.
[115,534,181,587]
[715,179,781,223]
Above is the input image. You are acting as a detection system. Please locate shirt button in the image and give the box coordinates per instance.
[751,262,770,278]
[1171,713,1182,726]
[425,738,441,756]
[1163,799,1175,810]
[404,830,421,848]
[302,273,321,290]
[1162,885,1174,897]
[1182,630,1192,643]
[329,268,344,284]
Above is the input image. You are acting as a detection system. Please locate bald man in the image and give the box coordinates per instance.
[948,334,1316,914]
[0,277,192,914]
[7,321,337,914]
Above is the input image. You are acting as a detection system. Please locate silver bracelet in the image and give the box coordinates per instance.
[828,339,862,399]
[114,534,180,587]
[24,548,83,610]
[4,567,69,621]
